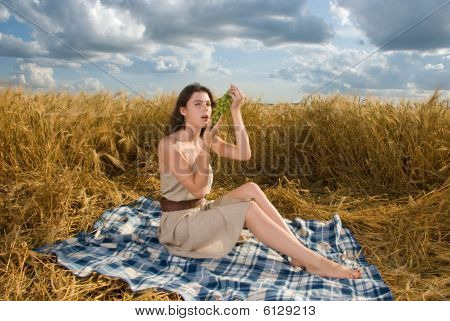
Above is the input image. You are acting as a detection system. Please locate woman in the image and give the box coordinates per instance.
[157,83,362,279]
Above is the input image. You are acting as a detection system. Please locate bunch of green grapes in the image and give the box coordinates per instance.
[211,92,232,127]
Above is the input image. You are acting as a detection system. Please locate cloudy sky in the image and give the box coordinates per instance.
[0,0,449,103]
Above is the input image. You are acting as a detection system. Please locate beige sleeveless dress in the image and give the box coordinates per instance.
[157,161,255,259]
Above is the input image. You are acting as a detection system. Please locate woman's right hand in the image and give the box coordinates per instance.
[201,114,224,152]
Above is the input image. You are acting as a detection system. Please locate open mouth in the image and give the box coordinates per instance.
[201,116,209,121]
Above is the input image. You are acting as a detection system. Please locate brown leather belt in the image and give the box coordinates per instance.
[159,196,204,212]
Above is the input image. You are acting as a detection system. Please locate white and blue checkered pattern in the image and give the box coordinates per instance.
[33,196,394,300]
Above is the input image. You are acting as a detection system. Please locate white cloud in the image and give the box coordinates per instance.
[0,6,10,21]
[85,0,146,42]
[329,1,369,43]
[424,63,444,70]
[16,57,81,69]
[9,63,56,88]
[106,53,134,66]
[139,84,163,98]
[419,48,450,58]
[153,55,187,74]
[269,45,450,98]
[218,38,265,52]
[105,63,121,74]
[329,1,351,26]
[60,83,75,91]
[143,44,231,77]
[0,0,155,68]
[8,73,26,86]
[0,33,47,57]
[207,64,232,77]
[74,77,104,92]
[334,25,366,39]
[180,45,230,75]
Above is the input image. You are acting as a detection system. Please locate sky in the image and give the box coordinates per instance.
[0,0,449,103]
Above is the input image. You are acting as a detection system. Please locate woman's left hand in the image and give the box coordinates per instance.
[228,84,245,112]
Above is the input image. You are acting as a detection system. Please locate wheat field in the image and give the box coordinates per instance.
[0,87,448,300]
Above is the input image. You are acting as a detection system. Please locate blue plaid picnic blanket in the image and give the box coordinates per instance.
[33,196,394,301]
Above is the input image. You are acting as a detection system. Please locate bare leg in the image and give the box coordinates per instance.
[221,183,296,236]
[244,200,362,279]
[221,182,306,266]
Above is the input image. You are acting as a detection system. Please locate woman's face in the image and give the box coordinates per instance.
[181,91,212,129]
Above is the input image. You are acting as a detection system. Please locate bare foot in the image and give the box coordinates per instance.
[291,256,362,279]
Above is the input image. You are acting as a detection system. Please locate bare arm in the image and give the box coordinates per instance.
[210,85,251,161]
[230,108,251,160]
[159,139,211,199]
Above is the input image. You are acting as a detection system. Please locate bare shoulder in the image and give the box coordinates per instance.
[158,135,173,160]
[158,134,178,150]
[158,136,176,162]
[158,134,184,169]
[158,136,170,149]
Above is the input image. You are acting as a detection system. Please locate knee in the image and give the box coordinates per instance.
[244,182,261,193]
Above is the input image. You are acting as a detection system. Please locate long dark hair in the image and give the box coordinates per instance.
[167,83,216,137]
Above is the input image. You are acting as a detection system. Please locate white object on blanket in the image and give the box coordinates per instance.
[318,241,332,251]
[299,227,308,237]
[118,216,139,234]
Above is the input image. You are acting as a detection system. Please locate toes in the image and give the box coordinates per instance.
[351,269,362,279]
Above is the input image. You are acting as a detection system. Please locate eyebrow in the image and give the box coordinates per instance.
[193,99,211,103]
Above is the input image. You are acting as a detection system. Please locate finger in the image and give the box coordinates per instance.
[207,116,212,129]
[230,87,241,99]
[213,115,222,128]
[212,115,223,132]
[211,116,219,131]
